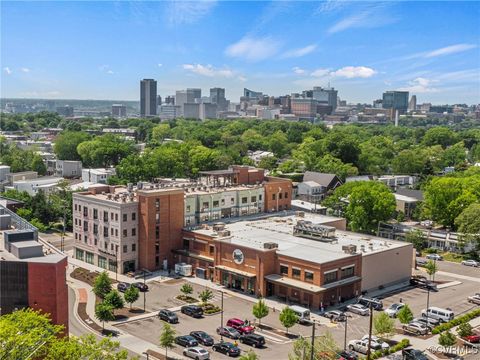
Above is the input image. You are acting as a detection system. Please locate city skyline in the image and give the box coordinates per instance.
[1,1,479,104]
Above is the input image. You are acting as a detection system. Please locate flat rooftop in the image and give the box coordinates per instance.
[0,232,66,264]
[189,213,410,264]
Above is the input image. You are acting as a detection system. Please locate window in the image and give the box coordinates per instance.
[292,268,301,279]
[104,242,107,249]
[132,228,136,236]
[75,248,84,260]
[115,229,118,237]
[324,271,338,284]
[103,227,108,237]
[209,245,215,255]
[83,207,88,217]
[83,221,88,231]
[285,192,288,199]
[156,226,160,239]
[104,211,108,222]
[78,205,81,212]
[98,256,107,269]
[132,244,136,252]
[213,200,219,207]
[221,199,225,205]
[111,243,114,251]
[341,266,355,279]
[231,197,235,204]
[156,213,160,224]
[155,256,160,267]
[132,212,136,221]
[305,271,314,282]
[123,214,127,222]
[272,193,276,200]
[242,197,248,204]
[75,233,78,240]
[93,209,98,219]
[155,199,160,208]
[75,204,77,211]
[202,201,209,209]
[111,228,114,236]
[94,238,97,246]
[84,235,87,243]
[85,252,94,265]
[280,264,289,275]
[259,194,262,201]
[115,213,118,221]
[123,229,127,237]
[155,244,159,254]
[111,212,114,220]
[123,245,127,253]
[251,196,257,203]
[186,205,191,212]
[75,219,77,226]
[183,239,190,250]
[279,192,283,199]
[93,224,98,235]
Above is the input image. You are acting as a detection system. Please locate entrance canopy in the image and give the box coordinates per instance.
[265,274,324,294]
[216,265,256,278]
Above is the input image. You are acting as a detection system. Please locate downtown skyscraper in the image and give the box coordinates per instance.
[140,79,157,117]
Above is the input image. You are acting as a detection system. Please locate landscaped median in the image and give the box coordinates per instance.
[432,309,480,334]
[360,339,410,360]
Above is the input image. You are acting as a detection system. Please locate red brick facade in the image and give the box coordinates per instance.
[264,176,293,212]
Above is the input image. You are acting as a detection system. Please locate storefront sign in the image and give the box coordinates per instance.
[232,249,244,264]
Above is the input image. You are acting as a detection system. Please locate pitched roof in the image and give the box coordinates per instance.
[396,188,424,201]
[303,171,340,187]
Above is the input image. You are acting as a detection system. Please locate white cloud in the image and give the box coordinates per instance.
[99,65,114,74]
[237,76,247,82]
[331,66,376,78]
[311,68,331,77]
[3,67,12,75]
[424,43,477,58]
[167,0,217,25]
[399,77,439,93]
[316,0,347,14]
[225,36,281,62]
[292,67,306,75]
[21,67,30,73]
[282,44,317,58]
[327,4,396,34]
[107,70,114,74]
[158,63,163,67]
[183,63,235,78]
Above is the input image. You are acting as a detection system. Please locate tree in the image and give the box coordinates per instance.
[77,134,136,167]
[457,322,473,338]
[151,123,171,143]
[289,331,339,360]
[53,131,90,160]
[314,154,358,182]
[104,290,125,315]
[279,307,298,334]
[124,285,140,309]
[423,127,458,149]
[180,283,193,296]
[405,229,427,251]
[438,331,456,349]
[252,299,269,326]
[258,155,278,171]
[455,203,480,249]
[373,312,395,339]
[92,271,112,299]
[198,288,214,305]
[397,304,414,325]
[31,154,47,175]
[159,323,176,359]
[239,350,259,360]
[425,260,438,280]
[94,302,115,332]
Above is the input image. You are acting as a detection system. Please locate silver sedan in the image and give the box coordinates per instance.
[183,346,210,360]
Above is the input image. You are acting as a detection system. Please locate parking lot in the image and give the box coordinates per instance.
[117,262,480,359]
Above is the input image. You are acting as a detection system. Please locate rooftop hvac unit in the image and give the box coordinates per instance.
[296,211,305,217]
[107,193,113,200]
[217,230,231,237]
[127,183,133,191]
[137,182,143,190]
[342,244,357,254]
[264,242,278,249]
[213,223,226,231]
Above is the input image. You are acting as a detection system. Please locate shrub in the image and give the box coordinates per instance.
[365,339,410,360]
[424,248,438,254]
[457,322,473,338]
[432,308,480,334]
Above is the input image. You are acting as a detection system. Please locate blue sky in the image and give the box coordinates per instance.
[1,1,479,104]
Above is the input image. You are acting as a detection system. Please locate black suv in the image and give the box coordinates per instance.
[357,296,383,311]
[190,331,214,346]
[158,309,178,324]
[240,334,265,348]
[181,305,204,318]
[175,335,198,348]
[212,342,241,357]
[402,348,429,360]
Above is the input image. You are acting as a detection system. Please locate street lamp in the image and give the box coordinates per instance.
[142,351,150,360]
[220,290,224,341]
[310,320,316,360]
[143,270,147,312]
[344,315,350,350]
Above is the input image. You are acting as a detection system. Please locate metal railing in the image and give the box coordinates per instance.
[0,204,38,240]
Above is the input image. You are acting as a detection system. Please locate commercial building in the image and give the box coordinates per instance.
[243,88,263,100]
[82,168,116,184]
[184,103,201,119]
[140,79,157,117]
[382,91,409,114]
[56,160,82,178]
[8,176,63,196]
[0,165,11,182]
[291,98,318,119]
[199,103,218,120]
[179,212,413,309]
[72,166,292,274]
[0,205,68,332]
[312,87,338,111]
[158,104,181,119]
[112,104,127,118]
[210,88,228,111]
[408,95,417,112]
[176,88,202,115]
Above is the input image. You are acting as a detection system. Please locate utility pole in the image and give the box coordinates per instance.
[220,290,224,341]
[367,303,373,360]
[310,321,316,360]
[143,270,146,312]
[344,315,348,350]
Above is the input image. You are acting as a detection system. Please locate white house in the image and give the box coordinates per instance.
[10,176,64,196]
[81,168,116,184]
[56,160,82,178]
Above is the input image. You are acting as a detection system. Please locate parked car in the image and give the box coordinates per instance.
[426,254,443,261]
[289,305,312,324]
[175,335,199,348]
[190,331,214,346]
[239,334,265,348]
[360,335,389,351]
[216,326,241,339]
[226,318,255,334]
[357,296,383,311]
[324,310,347,322]
[181,305,204,318]
[158,309,178,324]
[468,293,480,305]
[116,282,130,292]
[421,307,454,323]
[403,322,429,335]
[411,317,440,330]
[346,304,370,316]
[415,258,427,266]
[183,346,210,360]
[132,282,148,292]
[338,350,358,360]
[384,303,405,318]
[348,339,383,354]
[462,334,480,343]
[402,348,429,360]
[461,260,479,267]
[212,342,241,357]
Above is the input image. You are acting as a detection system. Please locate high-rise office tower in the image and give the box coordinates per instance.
[140,79,157,117]
[312,86,338,111]
[382,91,409,114]
[408,95,417,112]
[175,88,202,115]
[210,87,228,111]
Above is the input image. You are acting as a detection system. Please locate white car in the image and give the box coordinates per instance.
[361,335,390,351]
[384,303,405,318]
[461,260,479,267]
[467,293,480,305]
[426,254,443,261]
[346,304,370,316]
[183,346,210,360]
[403,322,429,335]
[348,339,384,354]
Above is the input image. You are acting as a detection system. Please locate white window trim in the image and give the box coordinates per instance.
[324,268,338,275]
[341,264,355,270]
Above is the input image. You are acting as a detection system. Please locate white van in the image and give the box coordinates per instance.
[421,307,454,323]
[289,305,311,324]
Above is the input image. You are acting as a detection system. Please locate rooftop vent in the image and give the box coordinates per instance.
[217,230,231,237]
[296,211,305,218]
[264,242,278,250]
[213,223,226,231]
[137,182,143,190]
[342,244,357,254]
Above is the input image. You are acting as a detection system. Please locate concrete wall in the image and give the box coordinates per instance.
[361,243,413,292]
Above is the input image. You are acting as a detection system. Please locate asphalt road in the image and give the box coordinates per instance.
[40,231,75,252]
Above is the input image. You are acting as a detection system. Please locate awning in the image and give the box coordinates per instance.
[172,249,214,263]
[216,265,256,278]
[265,274,324,294]
[321,276,361,290]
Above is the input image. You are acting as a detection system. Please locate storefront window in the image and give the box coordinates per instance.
[75,248,84,261]
[292,268,301,279]
[98,256,107,269]
[280,264,289,275]
[222,272,229,286]
[341,266,355,279]
[324,271,337,284]
[85,251,94,265]
[305,271,314,282]
[247,278,255,293]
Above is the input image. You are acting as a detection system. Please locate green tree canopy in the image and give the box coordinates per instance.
[252,299,269,326]
[455,202,480,249]
[159,323,176,358]
[53,131,90,161]
[279,307,298,334]
[124,286,140,309]
[92,271,113,299]
[77,134,136,167]
[397,304,414,325]
[104,290,125,313]
[95,302,115,331]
